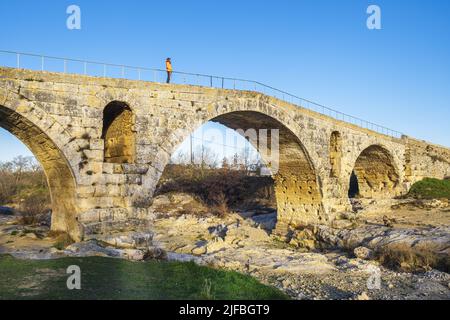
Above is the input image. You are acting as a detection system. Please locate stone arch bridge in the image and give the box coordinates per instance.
[1,67,449,241]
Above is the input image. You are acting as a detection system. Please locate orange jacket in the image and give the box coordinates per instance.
[166,60,172,72]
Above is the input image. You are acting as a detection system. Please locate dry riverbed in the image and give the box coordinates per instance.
[0,195,449,300]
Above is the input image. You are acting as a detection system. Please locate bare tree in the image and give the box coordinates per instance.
[0,156,49,209]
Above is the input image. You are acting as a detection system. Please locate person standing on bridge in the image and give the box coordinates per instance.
[166,58,173,83]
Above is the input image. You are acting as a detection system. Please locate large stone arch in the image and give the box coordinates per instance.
[212,111,324,232]
[0,105,81,240]
[145,99,325,234]
[349,144,400,199]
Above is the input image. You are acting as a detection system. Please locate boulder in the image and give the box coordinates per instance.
[25,232,38,240]
[118,249,145,261]
[331,219,355,229]
[191,245,207,256]
[294,228,315,240]
[65,240,148,261]
[356,292,371,300]
[0,206,15,215]
[151,195,172,207]
[353,246,374,260]
[383,215,395,228]
[206,238,231,253]
[208,224,228,240]
[340,211,358,221]
[250,212,277,232]
[65,241,120,257]
[98,232,153,249]
[146,246,167,259]
[297,239,316,250]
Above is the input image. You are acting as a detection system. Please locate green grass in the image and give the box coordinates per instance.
[0,255,288,300]
[408,178,450,199]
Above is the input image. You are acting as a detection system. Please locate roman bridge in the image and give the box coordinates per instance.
[1,67,450,241]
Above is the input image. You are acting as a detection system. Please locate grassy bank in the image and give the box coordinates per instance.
[0,255,288,300]
[408,178,450,199]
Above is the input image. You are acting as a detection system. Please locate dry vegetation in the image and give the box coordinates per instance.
[0,156,51,225]
[156,162,276,217]
[375,243,449,273]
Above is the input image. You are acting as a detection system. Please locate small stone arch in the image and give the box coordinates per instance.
[102,101,135,164]
[329,131,342,178]
[350,144,400,198]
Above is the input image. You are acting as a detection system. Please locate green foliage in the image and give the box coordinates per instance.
[408,178,450,199]
[0,255,289,300]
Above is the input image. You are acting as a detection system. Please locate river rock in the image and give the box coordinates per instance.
[191,245,207,256]
[25,232,38,240]
[354,246,374,260]
[0,206,15,215]
[118,249,145,261]
[97,232,153,249]
[356,292,371,300]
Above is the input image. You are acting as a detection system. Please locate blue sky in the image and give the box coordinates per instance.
[1,0,450,162]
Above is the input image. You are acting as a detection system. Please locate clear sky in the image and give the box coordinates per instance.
[1,0,449,162]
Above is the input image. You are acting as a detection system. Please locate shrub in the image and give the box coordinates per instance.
[18,190,51,225]
[408,178,450,199]
[375,243,449,273]
[210,192,229,218]
[156,164,276,216]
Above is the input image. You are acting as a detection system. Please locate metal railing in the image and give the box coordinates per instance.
[0,49,403,138]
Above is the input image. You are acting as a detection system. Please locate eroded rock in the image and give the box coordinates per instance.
[354,246,374,260]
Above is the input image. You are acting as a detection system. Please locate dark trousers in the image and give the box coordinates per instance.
[166,71,172,83]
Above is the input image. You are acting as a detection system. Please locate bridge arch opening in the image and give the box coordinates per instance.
[0,105,81,240]
[350,145,399,199]
[329,131,342,178]
[212,112,323,230]
[156,111,323,234]
[102,101,135,164]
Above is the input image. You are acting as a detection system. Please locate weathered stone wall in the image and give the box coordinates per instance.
[0,67,449,240]
[403,137,450,186]
[329,131,342,179]
[102,102,135,164]
[0,105,82,240]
